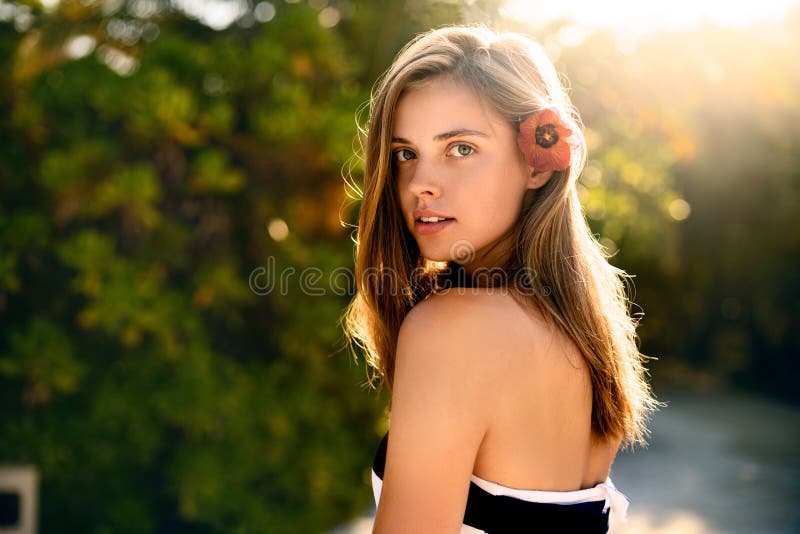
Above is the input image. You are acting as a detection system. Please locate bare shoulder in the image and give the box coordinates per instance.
[405,285,549,339]
[392,288,513,418]
[403,287,557,367]
[396,289,538,388]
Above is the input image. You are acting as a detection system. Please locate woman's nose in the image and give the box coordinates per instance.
[406,160,441,198]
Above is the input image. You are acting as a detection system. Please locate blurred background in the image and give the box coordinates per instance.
[0,0,798,532]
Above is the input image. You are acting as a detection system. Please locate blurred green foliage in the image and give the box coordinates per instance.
[0,0,798,532]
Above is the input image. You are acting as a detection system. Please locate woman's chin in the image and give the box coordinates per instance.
[417,241,479,264]
[417,248,452,263]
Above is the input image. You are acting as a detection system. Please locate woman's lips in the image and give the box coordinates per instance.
[414,218,455,235]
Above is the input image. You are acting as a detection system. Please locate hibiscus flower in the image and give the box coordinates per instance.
[517,108,576,172]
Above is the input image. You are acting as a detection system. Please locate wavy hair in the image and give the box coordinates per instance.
[342,24,660,449]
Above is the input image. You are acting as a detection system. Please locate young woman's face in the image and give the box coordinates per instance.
[392,76,540,272]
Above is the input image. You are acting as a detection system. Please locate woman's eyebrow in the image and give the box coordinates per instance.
[391,128,490,144]
[435,128,490,141]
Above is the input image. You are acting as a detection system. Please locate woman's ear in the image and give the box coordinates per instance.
[527,169,554,190]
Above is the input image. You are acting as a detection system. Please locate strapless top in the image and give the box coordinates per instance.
[371,431,629,532]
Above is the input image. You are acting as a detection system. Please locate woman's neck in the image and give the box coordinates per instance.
[458,230,518,280]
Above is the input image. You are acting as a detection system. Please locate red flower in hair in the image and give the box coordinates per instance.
[517,108,576,172]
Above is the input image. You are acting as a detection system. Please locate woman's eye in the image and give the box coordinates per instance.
[450,144,474,157]
[395,148,416,162]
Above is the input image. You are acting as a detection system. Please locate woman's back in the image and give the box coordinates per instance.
[446,286,623,491]
[415,286,622,492]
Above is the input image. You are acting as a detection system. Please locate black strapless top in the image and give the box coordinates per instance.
[371,431,622,533]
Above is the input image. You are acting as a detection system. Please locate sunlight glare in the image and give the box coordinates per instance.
[501,0,800,34]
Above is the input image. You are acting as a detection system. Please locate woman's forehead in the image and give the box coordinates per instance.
[392,77,507,141]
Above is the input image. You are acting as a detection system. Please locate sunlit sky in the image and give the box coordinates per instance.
[501,0,800,34]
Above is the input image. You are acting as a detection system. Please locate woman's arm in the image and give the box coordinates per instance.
[372,291,498,533]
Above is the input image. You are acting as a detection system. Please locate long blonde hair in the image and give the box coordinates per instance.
[342,24,660,449]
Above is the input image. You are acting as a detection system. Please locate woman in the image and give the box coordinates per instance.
[343,24,661,533]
